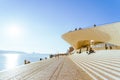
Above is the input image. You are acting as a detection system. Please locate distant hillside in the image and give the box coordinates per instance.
[0,50,27,54]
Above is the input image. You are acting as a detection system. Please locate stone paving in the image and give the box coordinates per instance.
[0,56,91,80]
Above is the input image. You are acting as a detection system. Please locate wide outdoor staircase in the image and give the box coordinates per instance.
[70,50,120,80]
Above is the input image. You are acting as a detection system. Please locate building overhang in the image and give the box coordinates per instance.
[62,22,120,50]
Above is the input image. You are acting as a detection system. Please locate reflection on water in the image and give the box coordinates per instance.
[4,54,19,69]
[0,53,49,71]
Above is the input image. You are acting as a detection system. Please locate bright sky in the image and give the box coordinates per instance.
[0,0,120,54]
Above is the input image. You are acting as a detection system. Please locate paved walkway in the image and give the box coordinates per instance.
[0,56,92,80]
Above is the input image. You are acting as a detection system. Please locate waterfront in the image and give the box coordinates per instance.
[0,53,49,71]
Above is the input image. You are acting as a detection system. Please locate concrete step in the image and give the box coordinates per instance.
[70,50,120,80]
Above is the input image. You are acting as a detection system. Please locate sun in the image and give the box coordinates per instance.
[9,26,21,37]
[7,24,23,38]
[3,22,25,40]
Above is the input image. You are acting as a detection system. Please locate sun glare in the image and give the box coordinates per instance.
[5,23,24,39]
[9,26,21,37]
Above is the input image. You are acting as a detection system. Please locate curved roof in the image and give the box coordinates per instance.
[62,22,120,49]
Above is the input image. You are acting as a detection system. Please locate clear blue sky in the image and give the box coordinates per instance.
[0,0,120,53]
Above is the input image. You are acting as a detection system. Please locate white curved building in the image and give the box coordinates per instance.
[62,22,120,50]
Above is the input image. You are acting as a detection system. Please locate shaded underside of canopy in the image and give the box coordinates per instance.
[62,22,120,49]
